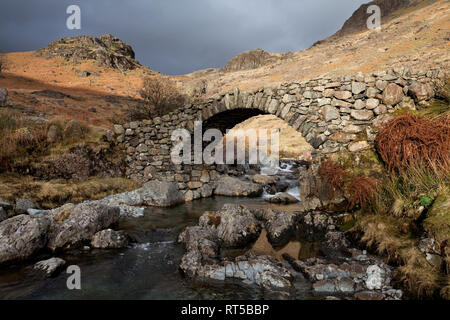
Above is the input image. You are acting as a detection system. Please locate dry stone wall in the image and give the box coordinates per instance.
[115,66,444,199]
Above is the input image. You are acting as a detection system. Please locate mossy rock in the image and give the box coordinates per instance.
[329,149,385,179]
[423,191,450,244]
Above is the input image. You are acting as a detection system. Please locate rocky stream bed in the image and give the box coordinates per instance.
[0,161,403,300]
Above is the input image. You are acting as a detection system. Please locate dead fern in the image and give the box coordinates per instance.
[318,158,347,197]
[347,176,377,210]
[375,114,450,172]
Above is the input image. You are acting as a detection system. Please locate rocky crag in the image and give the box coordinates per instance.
[34,34,140,71]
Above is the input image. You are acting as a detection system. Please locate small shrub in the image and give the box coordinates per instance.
[375,114,450,172]
[130,77,186,120]
[419,195,433,208]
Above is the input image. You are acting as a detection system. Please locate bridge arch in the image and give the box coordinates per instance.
[118,68,442,195]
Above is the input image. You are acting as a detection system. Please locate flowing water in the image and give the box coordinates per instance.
[0,162,321,300]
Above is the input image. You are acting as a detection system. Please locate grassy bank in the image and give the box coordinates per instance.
[321,82,449,299]
[0,174,139,210]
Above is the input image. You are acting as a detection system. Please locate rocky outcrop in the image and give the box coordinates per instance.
[47,202,120,251]
[287,249,401,299]
[178,203,300,290]
[214,176,263,197]
[335,0,423,37]
[221,49,289,72]
[91,229,129,249]
[0,215,51,264]
[35,34,139,71]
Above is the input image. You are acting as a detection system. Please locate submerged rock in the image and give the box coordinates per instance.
[214,176,263,197]
[0,215,50,265]
[33,257,66,278]
[91,229,129,249]
[265,193,299,204]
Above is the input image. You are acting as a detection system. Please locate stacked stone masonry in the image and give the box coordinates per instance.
[116,67,445,198]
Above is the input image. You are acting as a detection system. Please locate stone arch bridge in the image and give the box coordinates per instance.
[115,67,442,199]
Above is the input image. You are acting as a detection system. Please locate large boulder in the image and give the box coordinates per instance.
[214,176,263,197]
[408,81,434,102]
[200,204,262,248]
[382,83,404,106]
[0,215,50,264]
[263,209,300,246]
[97,180,184,209]
[47,203,120,251]
[138,181,185,207]
[91,229,129,249]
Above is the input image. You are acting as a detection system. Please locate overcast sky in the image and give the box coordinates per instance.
[0,0,369,75]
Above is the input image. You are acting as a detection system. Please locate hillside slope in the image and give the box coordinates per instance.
[180,0,449,97]
[0,0,448,129]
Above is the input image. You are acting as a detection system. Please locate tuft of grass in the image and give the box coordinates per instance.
[0,108,48,171]
[0,109,106,173]
[354,213,445,299]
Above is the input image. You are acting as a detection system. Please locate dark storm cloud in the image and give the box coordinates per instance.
[0,0,368,74]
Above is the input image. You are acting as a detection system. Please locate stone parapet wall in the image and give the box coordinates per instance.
[115,66,445,198]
